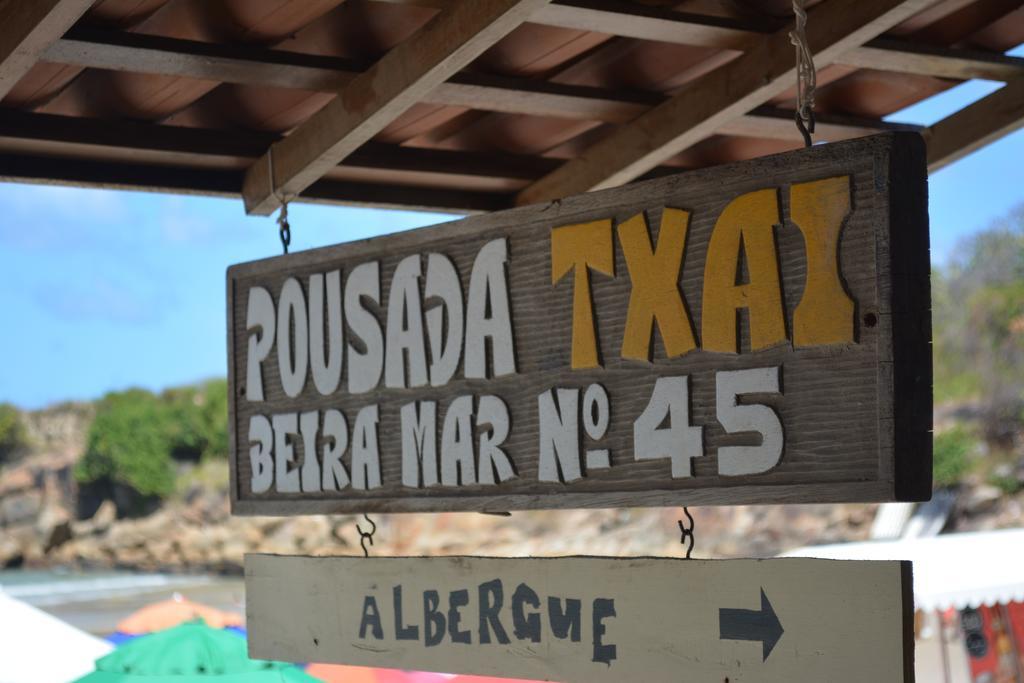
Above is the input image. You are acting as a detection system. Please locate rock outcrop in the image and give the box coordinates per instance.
[1,401,1023,574]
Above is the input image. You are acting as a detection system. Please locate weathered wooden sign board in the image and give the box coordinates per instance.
[246,554,915,682]
[227,132,932,514]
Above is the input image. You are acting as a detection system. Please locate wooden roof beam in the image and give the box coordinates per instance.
[42,30,925,137]
[0,109,560,181]
[0,152,509,213]
[925,78,1024,172]
[839,37,1024,81]
[46,8,1024,92]
[372,0,773,49]
[533,0,1024,81]
[0,0,93,100]
[724,106,923,143]
[240,0,551,216]
[516,0,938,205]
[535,0,768,50]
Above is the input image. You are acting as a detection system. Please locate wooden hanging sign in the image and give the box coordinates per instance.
[226,132,932,514]
[246,554,915,682]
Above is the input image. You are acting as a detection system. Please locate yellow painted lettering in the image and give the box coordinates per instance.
[551,219,614,369]
[618,208,697,361]
[701,189,786,353]
[791,176,855,346]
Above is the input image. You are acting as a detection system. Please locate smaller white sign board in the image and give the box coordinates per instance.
[246,554,913,682]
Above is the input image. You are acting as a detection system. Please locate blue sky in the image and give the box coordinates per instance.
[1,66,1022,408]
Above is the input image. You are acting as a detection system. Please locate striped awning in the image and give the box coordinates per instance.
[783,528,1024,611]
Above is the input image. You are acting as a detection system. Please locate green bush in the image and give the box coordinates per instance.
[988,471,1022,495]
[75,380,229,502]
[933,210,1024,420]
[932,427,975,488]
[165,380,229,460]
[76,389,177,498]
[0,403,29,462]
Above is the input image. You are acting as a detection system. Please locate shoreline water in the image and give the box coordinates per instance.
[0,569,245,636]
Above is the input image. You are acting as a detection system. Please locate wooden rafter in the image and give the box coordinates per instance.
[533,0,766,49]
[240,0,552,215]
[0,0,93,100]
[45,14,1024,89]
[0,108,919,191]
[42,29,920,143]
[838,37,1024,81]
[925,78,1024,172]
[372,0,771,48]
[0,109,559,182]
[0,152,509,213]
[516,0,937,205]
[723,106,922,143]
[365,0,1022,79]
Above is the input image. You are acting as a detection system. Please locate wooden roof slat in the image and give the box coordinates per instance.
[46,13,1024,90]
[374,0,777,49]
[516,0,939,205]
[0,150,510,213]
[44,28,362,91]
[925,77,1024,171]
[44,29,653,122]
[723,106,923,143]
[0,108,919,185]
[241,0,553,216]
[0,0,94,100]
[533,0,770,50]
[42,29,935,137]
[839,37,1024,81]
[373,0,1022,78]
[0,109,559,181]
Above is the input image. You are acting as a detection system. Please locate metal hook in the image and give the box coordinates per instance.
[795,110,815,148]
[356,514,377,557]
[277,202,291,255]
[678,507,695,559]
[268,146,292,255]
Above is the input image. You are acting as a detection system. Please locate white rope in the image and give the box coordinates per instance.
[789,0,816,145]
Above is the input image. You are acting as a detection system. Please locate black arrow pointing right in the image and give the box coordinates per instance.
[719,588,784,662]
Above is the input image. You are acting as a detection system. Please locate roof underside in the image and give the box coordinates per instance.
[0,0,1022,214]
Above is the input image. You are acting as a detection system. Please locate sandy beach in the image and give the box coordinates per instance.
[0,569,245,636]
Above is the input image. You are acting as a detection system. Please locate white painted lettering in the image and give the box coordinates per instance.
[425,253,464,387]
[401,401,438,488]
[465,239,516,379]
[245,287,275,402]
[346,262,384,394]
[386,255,429,389]
[352,405,382,490]
[441,395,476,486]
[308,271,344,395]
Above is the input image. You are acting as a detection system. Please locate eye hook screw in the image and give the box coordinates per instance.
[356,514,377,558]
[678,507,695,559]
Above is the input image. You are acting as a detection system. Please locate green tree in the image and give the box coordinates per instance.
[932,427,975,488]
[162,379,229,461]
[75,380,230,510]
[932,205,1024,443]
[197,379,229,460]
[0,403,28,463]
[75,389,176,499]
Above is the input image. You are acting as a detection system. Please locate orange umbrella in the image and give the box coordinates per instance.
[307,665,543,683]
[306,664,455,682]
[305,663,382,683]
[449,675,545,682]
[116,594,243,635]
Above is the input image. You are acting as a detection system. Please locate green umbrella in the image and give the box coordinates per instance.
[73,621,319,683]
